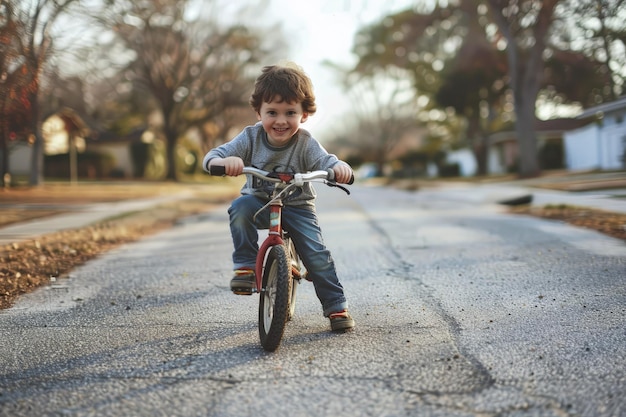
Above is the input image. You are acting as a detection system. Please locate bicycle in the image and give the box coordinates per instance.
[209,165,351,351]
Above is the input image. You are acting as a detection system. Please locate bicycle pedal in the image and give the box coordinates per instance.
[232,288,254,295]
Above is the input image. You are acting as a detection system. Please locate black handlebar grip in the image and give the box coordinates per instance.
[327,168,355,185]
[209,165,226,176]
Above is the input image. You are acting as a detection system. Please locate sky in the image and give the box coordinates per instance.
[262,0,416,136]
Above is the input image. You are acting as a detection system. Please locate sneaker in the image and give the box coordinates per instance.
[329,309,355,331]
[231,268,255,295]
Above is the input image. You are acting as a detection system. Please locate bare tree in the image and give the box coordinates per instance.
[331,66,424,173]
[95,0,279,181]
[350,1,510,176]
[0,1,24,185]
[349,0,615,177]
[485,0,560,178]
[0,0,82,186]
[556,0,625,101]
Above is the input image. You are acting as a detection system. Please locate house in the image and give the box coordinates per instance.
[563,96,626,171]
[87,128,152,178]
[487,118,589,175]
[2,108,92,182]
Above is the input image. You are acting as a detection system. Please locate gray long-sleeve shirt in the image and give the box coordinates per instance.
[202,123,341,206]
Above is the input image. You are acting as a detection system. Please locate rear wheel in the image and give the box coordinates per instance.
[258,244,292,351]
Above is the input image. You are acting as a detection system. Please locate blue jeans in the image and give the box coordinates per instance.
[228,195,348,317]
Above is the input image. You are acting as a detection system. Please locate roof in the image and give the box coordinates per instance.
[577,96,626,119]
[56,107,92,137]
[91,127,147,144]
[489,118,587,144]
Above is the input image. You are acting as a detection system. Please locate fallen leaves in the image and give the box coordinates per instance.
[510,204,626,241]
[0,200,217,309]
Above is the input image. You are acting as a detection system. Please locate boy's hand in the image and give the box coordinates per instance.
[332,162,354,184]
[210,157,244,176]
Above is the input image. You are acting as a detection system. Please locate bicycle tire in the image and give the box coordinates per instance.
[259,244,292,351]
[287,238,300,321]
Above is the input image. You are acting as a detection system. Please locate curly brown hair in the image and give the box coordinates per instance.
[249,63,317,115]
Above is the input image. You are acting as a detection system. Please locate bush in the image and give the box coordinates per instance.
[44,152,116,179]
[539,141,564,170]
[130,141,152,178]
[439,163,460,178]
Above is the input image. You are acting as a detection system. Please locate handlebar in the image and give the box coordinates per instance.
[209,165,354,186]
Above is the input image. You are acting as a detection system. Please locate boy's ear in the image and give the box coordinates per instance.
[256,112,262,121]
[301,113,309,123]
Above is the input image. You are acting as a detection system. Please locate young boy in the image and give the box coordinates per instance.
[202,63,354,331]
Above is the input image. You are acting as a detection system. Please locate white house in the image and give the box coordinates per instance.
[564,96,626,171]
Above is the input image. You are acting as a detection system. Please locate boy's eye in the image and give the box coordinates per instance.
[267,111,277,116]
[287,111,297,116]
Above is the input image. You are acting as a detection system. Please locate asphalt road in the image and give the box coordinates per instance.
[1,184,625,417]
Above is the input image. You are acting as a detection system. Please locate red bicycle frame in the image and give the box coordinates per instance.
[255,200,284,292]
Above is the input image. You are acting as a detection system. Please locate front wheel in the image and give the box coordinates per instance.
[259,244,292,351]
[287,238,302,321]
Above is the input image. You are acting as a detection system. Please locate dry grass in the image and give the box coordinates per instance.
[509,204,626,241]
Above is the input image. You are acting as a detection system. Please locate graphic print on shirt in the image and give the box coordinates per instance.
[251,164,303,202]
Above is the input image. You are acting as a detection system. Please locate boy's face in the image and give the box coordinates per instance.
[257,97,308,147]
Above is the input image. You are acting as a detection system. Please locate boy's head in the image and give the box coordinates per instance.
[249,63,317,115]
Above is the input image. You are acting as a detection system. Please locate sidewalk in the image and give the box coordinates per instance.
[0,191,194,247]
[490,172,626,214]
[407,171,626,214]
[516,187,626,214]
[465,183,626,214]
